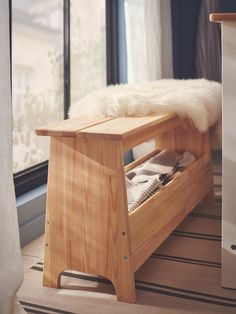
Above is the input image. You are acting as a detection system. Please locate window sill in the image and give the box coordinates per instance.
[17,184,47,247]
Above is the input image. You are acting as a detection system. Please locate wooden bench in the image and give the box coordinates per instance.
[36,113,214,303]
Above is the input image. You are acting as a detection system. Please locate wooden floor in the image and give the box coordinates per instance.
[18,154,236,314]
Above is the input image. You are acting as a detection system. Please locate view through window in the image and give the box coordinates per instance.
[12,0,64,173]
[12,0,107,176]
[70,0,106,105]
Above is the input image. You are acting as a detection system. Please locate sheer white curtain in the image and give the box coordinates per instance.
[124,0,173,83]
[124,0,173,158]
[196,0,221,82]
[0,0,25,313]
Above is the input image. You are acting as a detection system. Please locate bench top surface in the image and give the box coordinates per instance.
[35,114,183,151]
[78,114,179,138]
[35,116,112,137]
[36,113,180,138]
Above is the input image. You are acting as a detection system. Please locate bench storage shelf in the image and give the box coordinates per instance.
[36,114,214,303]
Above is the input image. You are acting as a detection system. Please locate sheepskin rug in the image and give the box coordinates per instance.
[69,79,222,133]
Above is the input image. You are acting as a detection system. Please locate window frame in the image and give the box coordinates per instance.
[11,0,120,197]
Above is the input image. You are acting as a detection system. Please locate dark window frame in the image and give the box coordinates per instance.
[11,0,120,197]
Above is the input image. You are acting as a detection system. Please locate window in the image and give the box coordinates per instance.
[11,0,119,196]
[12,0,64,174]
[70,0,106,104]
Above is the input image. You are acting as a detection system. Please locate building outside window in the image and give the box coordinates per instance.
[11,0,109,195]
[70,0,106,105]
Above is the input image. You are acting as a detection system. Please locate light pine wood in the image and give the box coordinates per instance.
[43,136,135,303]
[35,116,112,137]
[79,114,182,151]
[210,13,236,23]
[129,155,213,271]
[37,114,214,303]
[155,122,215,202]
[155,121,209,157]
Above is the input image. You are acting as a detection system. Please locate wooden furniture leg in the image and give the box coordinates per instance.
[43,264,62,288]
[42,136,136,303]
[113,271,136,303]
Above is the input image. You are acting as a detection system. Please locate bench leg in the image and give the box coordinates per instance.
[42,237,63,288]
[43,264,62,288]
[112,271,136,303]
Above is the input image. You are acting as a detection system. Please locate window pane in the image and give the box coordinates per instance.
[70,0,106,105]
[12,0,64,173]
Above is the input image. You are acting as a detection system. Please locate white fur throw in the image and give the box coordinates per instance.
[69,79,222,133]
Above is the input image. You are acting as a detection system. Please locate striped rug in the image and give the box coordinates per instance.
[18,159,236,314]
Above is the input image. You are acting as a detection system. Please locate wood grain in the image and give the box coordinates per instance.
[79,114,182,151]
[129,155,213,271]
[155,122,209,158]
[38,115,214,303]
[43,136,136,303]
[210,13,236,23]
[35,116,112,137]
